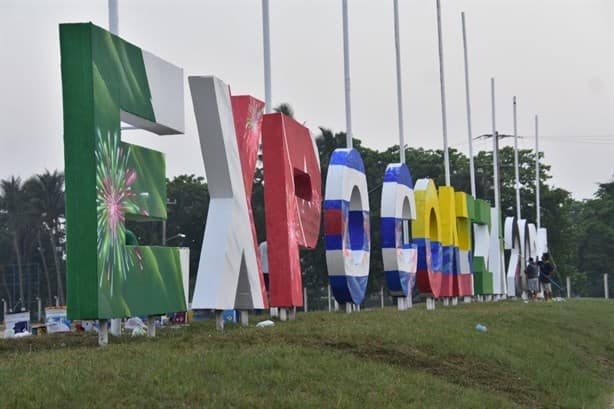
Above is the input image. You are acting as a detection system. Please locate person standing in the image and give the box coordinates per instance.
[525,258,539,300]
[259,241,269,292]
[540,253,556,301]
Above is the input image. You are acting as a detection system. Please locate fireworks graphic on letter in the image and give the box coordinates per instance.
[96,130,141,294]
[245,98,263,132]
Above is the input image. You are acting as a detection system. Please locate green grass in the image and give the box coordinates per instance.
[1,299,612,408]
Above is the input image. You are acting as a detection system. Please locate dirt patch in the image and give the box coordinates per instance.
[296,337,555,409]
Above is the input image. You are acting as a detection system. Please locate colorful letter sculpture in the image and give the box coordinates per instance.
[262,113,322,308]
[232,94,268,306]
[380,164,417,298]
[325,149,371,305]
[60,23,188,320]
[537,228,548,259]
[189,76,267,310]
[438,186,458,298]
[504,216,522,297]
[412,179,443,298]
[489,208,506,296]
[472,199,493,295]
[454,192,474,297]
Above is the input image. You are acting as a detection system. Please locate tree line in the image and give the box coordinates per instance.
[1,130,611,313]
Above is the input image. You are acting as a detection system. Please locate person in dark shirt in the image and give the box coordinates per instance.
[540,253,555,301]
[525,257,539,300]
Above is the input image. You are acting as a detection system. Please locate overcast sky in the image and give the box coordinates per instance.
[1,0,612,200]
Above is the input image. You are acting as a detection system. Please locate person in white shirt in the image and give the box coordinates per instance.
[259,241,269,291]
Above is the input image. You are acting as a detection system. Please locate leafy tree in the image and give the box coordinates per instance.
[0,177,27,308]
[24,170,65,304]
[576,178,614,296]
[166,175,209,296]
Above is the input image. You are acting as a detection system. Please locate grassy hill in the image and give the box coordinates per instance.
[1,299,612,408]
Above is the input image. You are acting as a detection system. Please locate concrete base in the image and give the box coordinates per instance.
[452,297,458,306]
[147,315,156,337]
[98,319,109,346]
[463,296,472,303]
[426,297,436,310]
[443,298,449,307]
[215,310,224,331]
[270,307,278,318]
[345,303,352,314]
[289,306,296,321]
[109,318,121,336]
[240,310,249,326]
[279,308,288,321]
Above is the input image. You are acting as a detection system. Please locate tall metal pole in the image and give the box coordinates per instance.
[491,78,501,213]
[393,0,405,163]
[108,0,121,337]
[393,1,411,283]
[513,96,521,220]
[262,0,272,113]
[342,0,353,148]
[436,0,450,185]
[461,12,475,198]
[535,114,541,229]
[108,0,118,35]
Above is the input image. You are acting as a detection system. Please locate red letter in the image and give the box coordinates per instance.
[262,113,322,307]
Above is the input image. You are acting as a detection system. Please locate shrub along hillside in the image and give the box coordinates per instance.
[0,299,612,408]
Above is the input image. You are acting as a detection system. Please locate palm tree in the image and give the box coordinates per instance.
[273,103,295,118]
[25,171,65,305]
[0,229,13,309]
[0,177,27,308]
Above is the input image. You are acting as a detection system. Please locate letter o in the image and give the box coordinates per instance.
[324,148,370,305]
[380,163,417,297]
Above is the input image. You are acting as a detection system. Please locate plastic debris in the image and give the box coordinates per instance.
[82,320,99,333]
[131,326,147,337]
[255,320,275,328]
[125,317,147,330]
[475,324,488,332]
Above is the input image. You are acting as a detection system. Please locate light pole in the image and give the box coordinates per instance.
[461,11,476,198]
[262,0,272,113]
[535,115,541,229]
[513,97,521,221]
[436,0,450,186]
[491,78,501,215]
[108,0,118,35]
[342,0,353,148]
[393,0,405,163]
